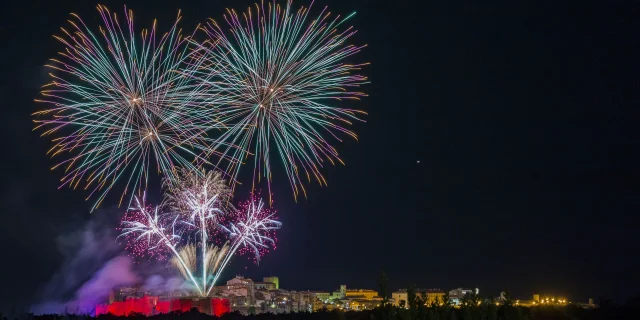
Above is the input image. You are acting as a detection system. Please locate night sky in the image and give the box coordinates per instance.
[1,0,639,312]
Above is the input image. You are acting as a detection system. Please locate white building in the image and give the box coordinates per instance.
[448,288,478,305]
[224,276,255,304]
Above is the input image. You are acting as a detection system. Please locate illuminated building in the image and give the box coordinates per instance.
[263,276,279,289]
[255,281,277,290]
[392,290,408,307]
[537,295,568,306]
[331,285,346,299]
[308,291,331,302]
[227,276,254,287]
[291,291,315,313]
[346,288,379,300]
[223,276,259,308]
[392,289,445,307]
[448,288,477,305]
[347,299,380,310]
[312,297,324,312]
[328,285,379,302]
[423,289,445,304]
[322,286,382,311]
[225,277,254,298]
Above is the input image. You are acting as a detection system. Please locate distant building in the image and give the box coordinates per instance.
[392,290,408,307]
[255,282,277,290]
[448,288,476,305]
[573,298,597,309]
[263,276,279,289]
[224,276,256,305]
[392,289,445,307]
[535,295,568,306]
[423,289,445,304]
[226,276,252,287]
[346,288,379,300]
[292,291,315,313]
[321,285,383,311]
[347,299,381,310]
[308,291,331,302]
[331,285,347,299]
[312,297,324,312]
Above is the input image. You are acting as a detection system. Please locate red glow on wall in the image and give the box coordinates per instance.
[212,298,231,317]
[96,296,230,316]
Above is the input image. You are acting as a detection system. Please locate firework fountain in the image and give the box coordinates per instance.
[119,169,280,297]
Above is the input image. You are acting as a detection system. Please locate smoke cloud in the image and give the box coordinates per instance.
[31,209,186,315]
[32,256,139,315]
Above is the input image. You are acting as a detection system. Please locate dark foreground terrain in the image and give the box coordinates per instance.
[5,304,640,320]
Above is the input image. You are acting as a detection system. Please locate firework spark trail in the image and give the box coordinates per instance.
[119,194,204,295]
[171,244,197,283]
[33,5,223,211]
[185,186,220,294]
[189,0,369,201]
[208,243,230,277]
[164,167,231,294]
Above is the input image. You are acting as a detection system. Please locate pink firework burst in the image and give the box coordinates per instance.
[119,195,182,260]
[222,195,281,263]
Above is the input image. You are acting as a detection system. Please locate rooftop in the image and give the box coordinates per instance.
[394,288,445,293]
[346,289,377,292]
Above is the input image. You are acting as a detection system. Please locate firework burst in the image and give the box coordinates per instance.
[33,5,215,210]
[120,193,204,295]
[221,197,280,262]
[120,173,280,297]
[163,167,234,217]
[190,0,369,201]
[207,196,280,295]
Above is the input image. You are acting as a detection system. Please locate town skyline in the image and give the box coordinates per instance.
[94,274,597,316]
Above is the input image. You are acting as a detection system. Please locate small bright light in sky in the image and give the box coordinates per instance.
[417,160,420,164]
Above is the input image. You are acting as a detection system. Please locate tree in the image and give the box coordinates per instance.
[416,291,429,320]
[598,296,614,309]
[375,271,395,320]
[502,290,513,306]
[439,292,451,307]
[484,298,498,320]
[407,285,419,310]
[463,291,480,307]
[378,271,390,306]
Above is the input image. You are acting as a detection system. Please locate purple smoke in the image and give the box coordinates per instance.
[32,256,139,315]
[31,209,187,315]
